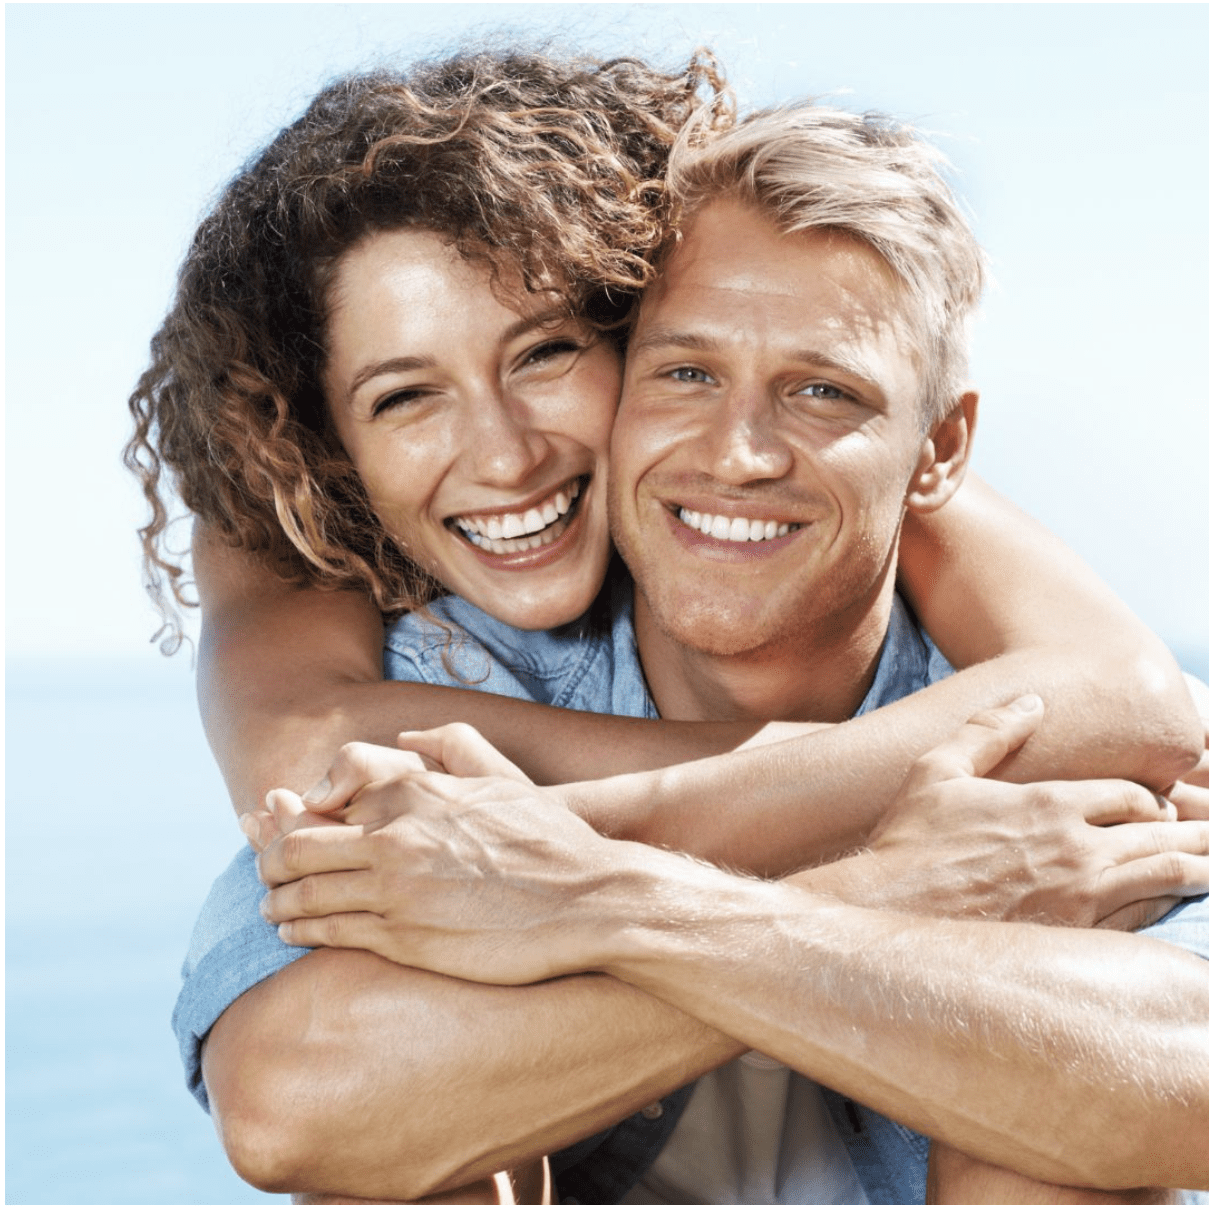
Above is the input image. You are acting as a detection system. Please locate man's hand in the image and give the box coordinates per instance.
[852,695,1208,929]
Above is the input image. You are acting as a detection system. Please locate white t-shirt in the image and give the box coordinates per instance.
[620,1052,870,1205]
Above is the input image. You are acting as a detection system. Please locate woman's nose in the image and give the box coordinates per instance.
[466,390,552,487]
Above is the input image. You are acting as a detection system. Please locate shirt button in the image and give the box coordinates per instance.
[640,1101,664,1120]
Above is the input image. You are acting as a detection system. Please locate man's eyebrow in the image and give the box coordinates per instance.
[790,348,883,391]
[343,307,574,408]
[628,326,723,358]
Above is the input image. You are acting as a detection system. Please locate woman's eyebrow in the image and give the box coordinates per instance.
[342,307,575,409]
[501,307,576,342]
[345,356,435,407]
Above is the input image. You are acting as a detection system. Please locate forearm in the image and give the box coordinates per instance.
[203,949,741,1200]
[195,544,779,814]
[569,648,1202,878]
[900,476,1200,783]
[595,850,1208,1190]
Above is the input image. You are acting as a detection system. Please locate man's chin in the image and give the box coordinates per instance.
[637,586,789,660]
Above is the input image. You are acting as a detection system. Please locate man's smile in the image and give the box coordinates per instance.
[675,506,801,543]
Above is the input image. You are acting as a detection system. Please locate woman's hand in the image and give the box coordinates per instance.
[240,724,534,852]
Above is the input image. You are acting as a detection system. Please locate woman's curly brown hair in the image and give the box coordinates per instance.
[124,45,731,650]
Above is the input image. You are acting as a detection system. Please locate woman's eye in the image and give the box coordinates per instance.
[524,338,581,366]
[371,389,424,417]
[669,366,714,385]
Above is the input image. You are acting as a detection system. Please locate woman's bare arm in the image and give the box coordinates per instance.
[193,526,787,817]
[195,473,1200,877]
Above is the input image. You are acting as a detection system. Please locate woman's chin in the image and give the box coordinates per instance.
[450,550,609,631]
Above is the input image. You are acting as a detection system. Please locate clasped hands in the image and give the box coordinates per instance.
[242,698,1209,986]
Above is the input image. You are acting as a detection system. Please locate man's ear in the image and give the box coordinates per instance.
[906,391,978,514]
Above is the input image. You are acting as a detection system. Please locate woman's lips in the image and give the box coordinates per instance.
[449,477,585,556]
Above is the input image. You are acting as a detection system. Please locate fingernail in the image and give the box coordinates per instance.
[239,813,260,844]
[302,776,331,806]
[1010,694,1043,713]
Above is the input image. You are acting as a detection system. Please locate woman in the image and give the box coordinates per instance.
[130,48,1201,1204]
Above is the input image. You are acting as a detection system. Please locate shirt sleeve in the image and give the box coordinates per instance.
[171,844,308,1111]
[1137,894,1208,960]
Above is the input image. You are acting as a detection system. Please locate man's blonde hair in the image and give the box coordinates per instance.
[665,105,986,426]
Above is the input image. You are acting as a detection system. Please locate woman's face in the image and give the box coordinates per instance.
[323,228,619,629]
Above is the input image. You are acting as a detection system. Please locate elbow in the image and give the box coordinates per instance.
[201,965,462,1200]
[203,1007,318,1195]
[1104,645,1204,789]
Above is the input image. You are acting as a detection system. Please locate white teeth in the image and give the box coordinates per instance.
[452,479,584,555]
[677,508,801,544]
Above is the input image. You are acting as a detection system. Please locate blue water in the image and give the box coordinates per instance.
[5,656,287,1205]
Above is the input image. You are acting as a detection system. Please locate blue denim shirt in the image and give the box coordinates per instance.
[173,576,1208,1204]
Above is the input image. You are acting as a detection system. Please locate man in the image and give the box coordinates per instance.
[183,107,1208,1203]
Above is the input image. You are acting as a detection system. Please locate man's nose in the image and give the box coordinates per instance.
[467,389,552,486]
[698,388,794,484]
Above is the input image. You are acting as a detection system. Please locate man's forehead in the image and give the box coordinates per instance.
[635,204,911,353]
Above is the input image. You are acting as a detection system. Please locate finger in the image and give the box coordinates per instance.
[265,789,347,836]
[239,808,282,853]
[1094,845,1209,917]
[277,912,384,952]
[397,723,532,783]
[1167,781,1209,821]
[239,811,267,853]
[903,695,1045,789]
[1095,895,1182,933]
[267,788,307,825]
[301,742,430,812]
[256,823,371,888]
[260,869,379,924]
[1069,780,1180,826]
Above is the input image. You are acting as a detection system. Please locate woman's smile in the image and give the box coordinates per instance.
[449,475,585,556]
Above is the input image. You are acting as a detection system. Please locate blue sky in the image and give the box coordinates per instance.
[6,3,1207,667]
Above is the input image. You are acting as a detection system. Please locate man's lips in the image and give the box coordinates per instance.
[448,477,585,555]
[675,505,802,544]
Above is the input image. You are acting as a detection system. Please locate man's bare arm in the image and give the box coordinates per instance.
[243,705,1207,1197]
[204,950,742,1199]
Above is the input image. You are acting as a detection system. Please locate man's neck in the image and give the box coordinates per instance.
[633,575,899,725]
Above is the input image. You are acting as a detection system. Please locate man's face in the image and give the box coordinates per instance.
[609,198,937,660]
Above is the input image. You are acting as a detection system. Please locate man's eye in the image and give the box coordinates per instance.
[800,383,849,401]
[669,366,714,384]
